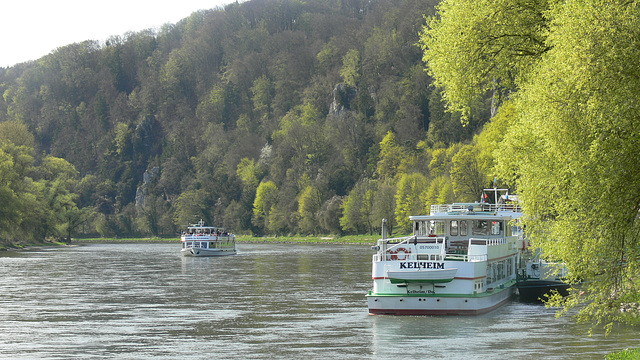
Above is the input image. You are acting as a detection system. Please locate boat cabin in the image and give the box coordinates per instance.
[409,212,514,256]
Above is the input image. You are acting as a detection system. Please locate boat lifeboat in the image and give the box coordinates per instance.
[387,268,458,284]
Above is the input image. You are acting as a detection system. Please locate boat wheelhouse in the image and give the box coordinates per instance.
[367,189,523,315]
[180,220,236,257]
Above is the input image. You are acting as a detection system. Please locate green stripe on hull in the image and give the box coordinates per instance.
[368,280,516,298]
[388,278,454,284]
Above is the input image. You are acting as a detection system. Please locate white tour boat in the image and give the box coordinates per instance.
[181,220,236,257]
[367,189,523,315]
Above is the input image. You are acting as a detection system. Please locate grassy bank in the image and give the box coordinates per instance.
[606,348,640,360]
[72,237,175,243]
[71,233,405,245]
[235,234,388,245]
[1,240,69,251]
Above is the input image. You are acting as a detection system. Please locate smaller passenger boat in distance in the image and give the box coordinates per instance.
[181,219,236,257]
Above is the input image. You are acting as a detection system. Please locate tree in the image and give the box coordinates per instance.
[377,131,403,180]
[419,0,551,119]
[318,195,344,235]
[251,75,274,122]
[340,179,375,234]
[173,189,209,228]
[297,185,322,234]
[395,172,428,232]
[424,0,640,332]
[422,175,454,213]
[253,180,278,231]
[372,181,397,236]
[0,149,20,241]
[474,101,518,180]
[450,145,487,202]
[340,49,360,88]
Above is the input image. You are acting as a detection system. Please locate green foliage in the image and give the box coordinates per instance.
[474,101,517,186]
[237,157,261,190]
[395,172,428,232]
[377,131,403,181]
[0,136,86,243]
[0,0,492,243]
[173,189,209,228]
[340,179,372,234]
[450,145,488,202]
[425,0,640,332]
[297,185,322,234]
[422,175,454,214]
[606,348,640,360]
[340,49,360,88]
[253,180,278,231]
[339,178,399,235]
[420,0,551,119]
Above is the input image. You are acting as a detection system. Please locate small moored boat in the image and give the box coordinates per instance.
[516,255,570,302]
[181,220,236,257]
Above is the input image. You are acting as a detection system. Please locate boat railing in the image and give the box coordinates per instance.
[375,236,451,261]
[373,236,413,261]
[468,237,507,246]
[444,253,488,262]
[182,234,235,241]
[430,203,521,214]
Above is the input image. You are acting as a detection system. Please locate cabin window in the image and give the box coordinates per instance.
[491,221,503,235]
[472,220,489,235]
[450,221,458,236]
[460,221,467,236]
[414,221,431,236]
[429,220,446,236]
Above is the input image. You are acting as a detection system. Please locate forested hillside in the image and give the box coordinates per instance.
[0,0,497,243]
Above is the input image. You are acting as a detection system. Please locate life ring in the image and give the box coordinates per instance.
[389,247,411,260]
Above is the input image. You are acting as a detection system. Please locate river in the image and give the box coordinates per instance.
[0,243,637,359]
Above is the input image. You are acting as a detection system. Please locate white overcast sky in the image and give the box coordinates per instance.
[1,0,234,68]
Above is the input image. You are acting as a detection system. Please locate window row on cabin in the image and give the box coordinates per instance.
[414,220,512,237]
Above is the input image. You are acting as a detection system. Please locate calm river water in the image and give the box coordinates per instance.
[0,243,637,359]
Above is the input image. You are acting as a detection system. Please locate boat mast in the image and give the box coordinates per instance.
[381,218,388,240]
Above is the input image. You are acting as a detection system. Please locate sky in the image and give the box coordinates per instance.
[1,0,235,68]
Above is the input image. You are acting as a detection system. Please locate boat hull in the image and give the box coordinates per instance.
[367,286,514,315]
[516,280,569,302]
[181,248,236,257]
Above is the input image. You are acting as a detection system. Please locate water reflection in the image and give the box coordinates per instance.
[0,243,637,359]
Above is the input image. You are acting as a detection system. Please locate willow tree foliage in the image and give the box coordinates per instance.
[422,0,640,331]
[420,0,551,118]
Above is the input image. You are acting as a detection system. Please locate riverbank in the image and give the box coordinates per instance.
[70,234,393,245]
[0,240,69,251]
